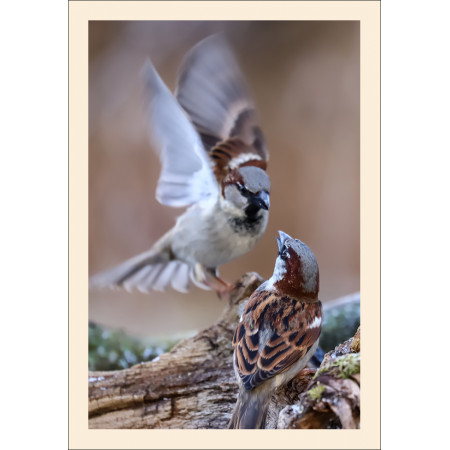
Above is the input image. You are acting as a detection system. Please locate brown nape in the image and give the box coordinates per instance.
[274,249,320,302]
[221,167,245,194]
[211,138,267,184]
[238,159,267,171]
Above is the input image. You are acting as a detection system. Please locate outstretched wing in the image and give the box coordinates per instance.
[233,294,322,391]
[175,34,269,162]
[142,60,219,208]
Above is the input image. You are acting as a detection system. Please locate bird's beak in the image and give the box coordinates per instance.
[277,230,292,252]
[276,237,283,252]
[252,191,270,211]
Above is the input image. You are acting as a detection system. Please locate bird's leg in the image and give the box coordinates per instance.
[206,268,235,300]
[193,264,234,299]
[207,269,234,300]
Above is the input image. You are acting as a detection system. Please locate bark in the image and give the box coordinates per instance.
[278,327,361,429]
[88,272,360,429]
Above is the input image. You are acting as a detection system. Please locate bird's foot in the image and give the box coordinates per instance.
[215,280,236,301]
[194,264,234,300]
[206,274,234,300]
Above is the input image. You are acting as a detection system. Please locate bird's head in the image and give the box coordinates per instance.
[270,231,320,300]
[221,166,270,219]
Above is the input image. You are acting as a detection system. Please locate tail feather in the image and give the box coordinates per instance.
[123,265,153,292]
[189,265,213,291]
[89,229,219,293]
[139,263,166,292]
[89,249,194,294]
[152,262,178,292]
[170,263,190,293]
[228,388,271,429]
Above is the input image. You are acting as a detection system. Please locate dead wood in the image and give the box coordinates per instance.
[278,327,361,429]
[88,273,360,429]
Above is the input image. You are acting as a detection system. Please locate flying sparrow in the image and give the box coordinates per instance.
[228,231,322,429]
[90,35,270,294]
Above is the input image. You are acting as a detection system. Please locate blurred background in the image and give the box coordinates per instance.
[89,21,360,346]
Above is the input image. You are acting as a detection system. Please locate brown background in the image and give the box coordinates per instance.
[89,21,360,338]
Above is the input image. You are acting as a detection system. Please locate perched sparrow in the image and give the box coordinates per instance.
[229,231,322,429]
[90,35,270,294]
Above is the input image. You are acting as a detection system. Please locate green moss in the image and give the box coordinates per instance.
[307,383,325,401]
[314,353,360,379]
[335,353,360,378]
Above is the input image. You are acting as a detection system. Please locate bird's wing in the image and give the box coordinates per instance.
[142,60,219,208]
[233,294,322,391]
[175,34,269,169]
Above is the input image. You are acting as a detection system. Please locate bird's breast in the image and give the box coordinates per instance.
[170,200,268,268]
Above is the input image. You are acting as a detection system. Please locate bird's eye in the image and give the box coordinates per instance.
[280,248,289,260]
[237,183,249,194]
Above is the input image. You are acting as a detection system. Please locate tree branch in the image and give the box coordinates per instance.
[88,273,360,429]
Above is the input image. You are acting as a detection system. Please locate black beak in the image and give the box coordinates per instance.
[251,191,270,211]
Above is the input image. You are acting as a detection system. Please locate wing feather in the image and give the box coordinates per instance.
[141,60,219,207]
[233,294,322,391]
[175,34,268,160]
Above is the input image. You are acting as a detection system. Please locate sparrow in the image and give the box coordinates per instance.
[228,231,322,429]
[90,35,270,294]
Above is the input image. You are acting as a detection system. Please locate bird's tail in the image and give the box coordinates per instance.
[228,388,272,429]
[89,233,208,293]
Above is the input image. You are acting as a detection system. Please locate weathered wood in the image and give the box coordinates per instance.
[88,273,360,429]
[278,327,361,429]
[89,273,262,429]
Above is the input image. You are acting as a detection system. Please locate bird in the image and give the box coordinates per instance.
[90,35,270,295]
[228,231,322,429]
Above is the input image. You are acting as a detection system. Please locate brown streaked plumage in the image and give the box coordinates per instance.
[210,138,268,185]
[229,231,322,429]
[233,293,322,391]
